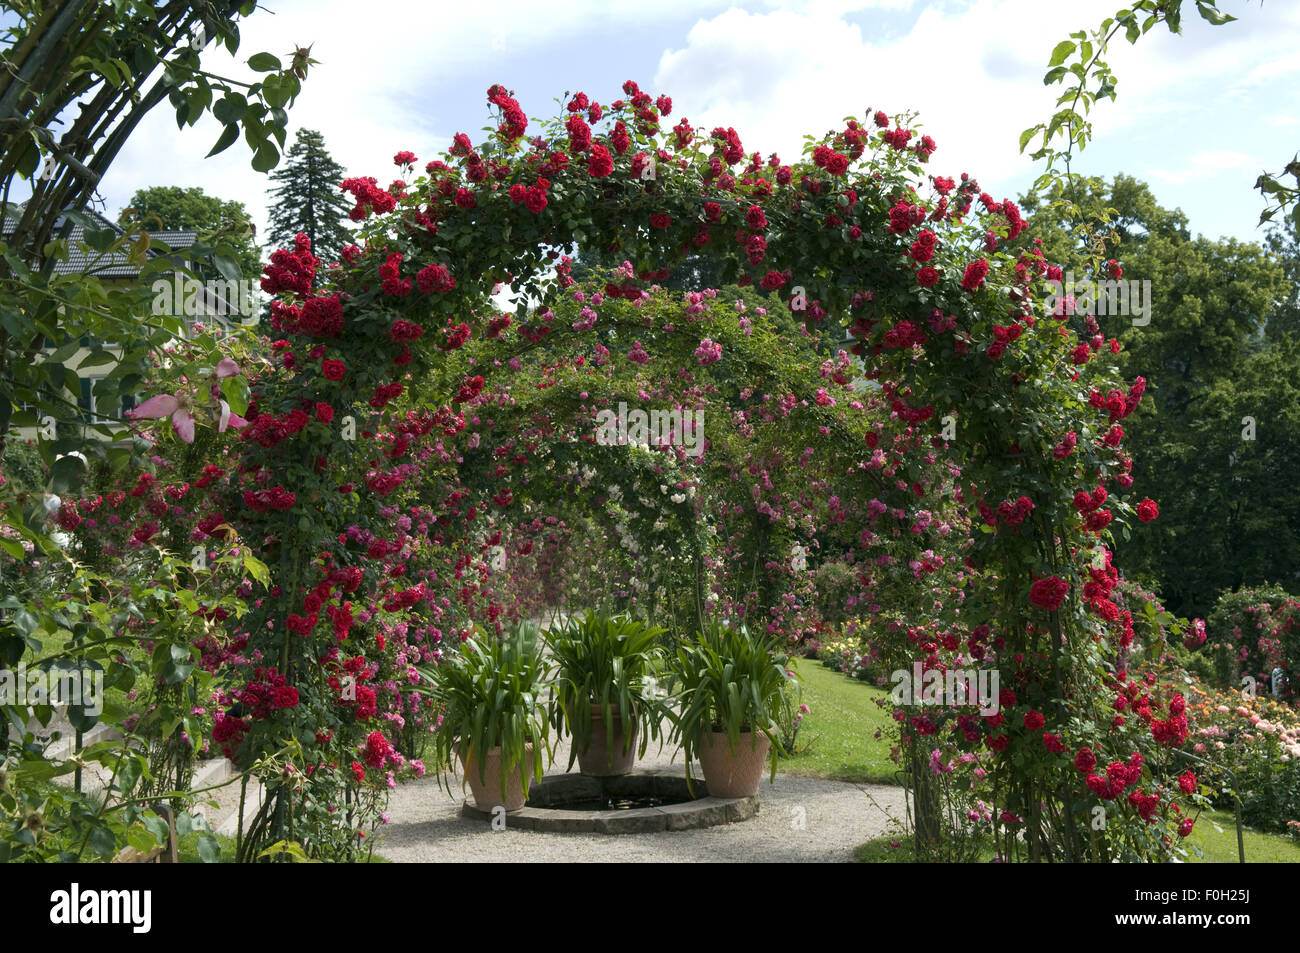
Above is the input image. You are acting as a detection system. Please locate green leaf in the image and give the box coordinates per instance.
[87,825,118,858]
[67,701,99,733]
[196,832,221,863]
[212,251,240,281]
[77,349,117,369]
[164,643,195,684]
[83,228,117,253]
[251,140,279,172]
[262,74,290,109]
[247,52,282,72]
[1195,1,1236,26]
[126,825,157,854]
[50,454,86,494]
[212,94,247,124]
[244,552,270,586]
[1048,40,1076,67]
[207,123,240,158]
[221,375,250,416]
[1019,124,1043,153]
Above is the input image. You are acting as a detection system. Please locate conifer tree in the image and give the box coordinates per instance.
[266,129,353,259]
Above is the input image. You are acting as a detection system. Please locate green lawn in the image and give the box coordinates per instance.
[778,660,898,785]
[852,811,1300,863]
[1186,809,1300,863]
[784,662,1299,864]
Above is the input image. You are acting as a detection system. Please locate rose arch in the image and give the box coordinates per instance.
[150,81,1180,862]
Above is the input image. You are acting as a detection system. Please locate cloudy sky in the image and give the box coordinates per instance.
[88,0,1300,251]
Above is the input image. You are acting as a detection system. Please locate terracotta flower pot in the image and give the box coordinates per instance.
[576,703,639,777]
[696,730,771,798]
[459,743,535,812]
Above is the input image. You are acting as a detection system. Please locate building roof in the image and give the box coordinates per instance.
[1,206,197,277]
[2,205,254,324]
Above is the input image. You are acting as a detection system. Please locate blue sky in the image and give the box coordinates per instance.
[77,0,1300,250]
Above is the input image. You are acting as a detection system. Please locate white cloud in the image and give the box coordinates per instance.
[98,0,732,249]
[1263,113,1300,129]
[1146,150,1257,187]
[654,0,1120,197]
[85,0,1300,257]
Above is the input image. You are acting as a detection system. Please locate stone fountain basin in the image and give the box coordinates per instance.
[459,767,759,834]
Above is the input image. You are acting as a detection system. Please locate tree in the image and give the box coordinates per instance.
[1149,338,1300,603]
[265,129,353,259]
[1264,215,1300,342]
[1022,174,1295,617]
[122,185,261,280]
[0,0,313,464]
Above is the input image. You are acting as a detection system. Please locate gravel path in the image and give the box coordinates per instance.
[375,739,907,863]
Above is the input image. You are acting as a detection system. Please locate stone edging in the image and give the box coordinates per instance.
[458,767,759,834]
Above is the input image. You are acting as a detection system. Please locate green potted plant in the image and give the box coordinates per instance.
[427,623,553,811]
[673,619,795,798]
[545,611,669,776]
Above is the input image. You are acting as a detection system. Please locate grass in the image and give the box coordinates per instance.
[1186,809,1300,863]
[784,661,1300,864]
[177,830,237,863]
[852,810,1300,863]
[778,659,899,785]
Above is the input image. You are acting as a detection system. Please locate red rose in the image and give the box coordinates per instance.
[525,186,548,214]
[649,212,672,230]
[1023,710,1045,731]
[322,359,346,381]
[455,375,485,403]
[587,144,614,178]
[1136,498,1158,523]
[1074,747,1097,774]
[610,121,630,155]
[416,263,456,294]
[916,266,940,287]
[1178,769,1196,794]
[961,259,989,293]
[363,730,392,769]
[1029,575,1069,612]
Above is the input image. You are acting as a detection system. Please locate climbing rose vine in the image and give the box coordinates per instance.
[97,80,1183,861]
